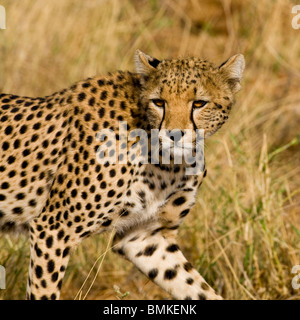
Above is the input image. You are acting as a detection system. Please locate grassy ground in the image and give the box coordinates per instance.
[0,0,299,300]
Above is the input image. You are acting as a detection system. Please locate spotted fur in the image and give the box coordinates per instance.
[0,50,244,300]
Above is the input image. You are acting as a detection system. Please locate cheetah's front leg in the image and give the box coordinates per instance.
[113,222,223,300]
[26,218,74,300]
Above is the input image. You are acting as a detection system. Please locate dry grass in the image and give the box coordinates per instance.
[0,0,299,300]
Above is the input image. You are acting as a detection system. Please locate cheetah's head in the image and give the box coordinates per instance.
[135,50,245,155]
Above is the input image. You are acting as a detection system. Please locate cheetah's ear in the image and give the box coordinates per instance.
[219,54,245,93]
[134,50,161,76]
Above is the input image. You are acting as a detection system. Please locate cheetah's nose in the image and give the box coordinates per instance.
[166,130,185,142]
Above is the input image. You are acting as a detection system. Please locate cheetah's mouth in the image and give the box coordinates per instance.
[160,141,197,159]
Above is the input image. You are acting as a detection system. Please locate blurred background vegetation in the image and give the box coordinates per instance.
[0,0,299,300]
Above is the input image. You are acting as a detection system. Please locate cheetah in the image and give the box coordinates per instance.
[0,50,244,300]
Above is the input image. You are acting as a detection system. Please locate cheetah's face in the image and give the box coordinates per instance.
[135,50,245,154]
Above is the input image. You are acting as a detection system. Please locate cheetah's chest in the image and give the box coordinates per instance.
[113,167,198,232]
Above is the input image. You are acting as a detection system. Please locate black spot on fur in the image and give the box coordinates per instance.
[180,209,190,218]
[47,260,55,273]
[46,236,53,248]
[173,197,186,206]
[148,268,158,280]
[164,269,177,280]
[144,244,158,256]
[198,293,207,300]
[78,92,86,101]
[35,266,43,279]
[166,244,179,252]
[183,262,193,272]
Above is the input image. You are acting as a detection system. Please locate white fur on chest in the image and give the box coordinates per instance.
[114,168,197,232]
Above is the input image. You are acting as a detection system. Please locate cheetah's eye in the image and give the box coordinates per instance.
[192,100,208,109]
[151,99,165,108]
